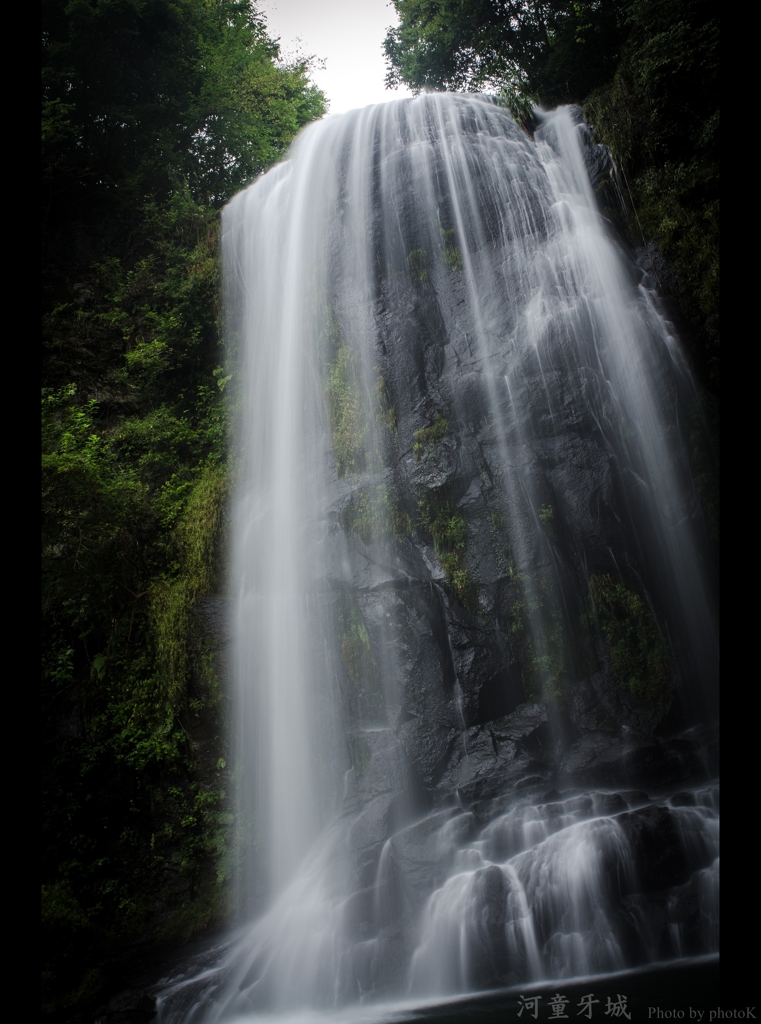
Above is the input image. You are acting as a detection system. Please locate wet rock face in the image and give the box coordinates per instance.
[558,724,719,790]
[322,121,708,823]
[327,227,677,815]
[303,107,721,993]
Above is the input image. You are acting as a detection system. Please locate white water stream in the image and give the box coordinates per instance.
[156,96,718,1022]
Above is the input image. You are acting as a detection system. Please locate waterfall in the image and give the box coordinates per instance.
[156,95,718,1022]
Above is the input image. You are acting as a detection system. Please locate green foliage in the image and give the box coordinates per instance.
[413,413,449,459]
[589,573,671,704]
[343,484,412,544]
[495,83,535,129]
[151,466,228,707]
[582,1,719,387]
[442,559,478,609]
[407,248,429,283]
[384,406,398,432]
[42,0,326,228]
[418,490,477,610]
[326,341,367,478]
[42,379,232,1010]
[384,1,627,101]
[418,491,467,554]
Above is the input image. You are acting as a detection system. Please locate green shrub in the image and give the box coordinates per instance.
[441,229,463,270]
[418,490,477,611]
[413,413,449,459]
[407,248,428,283]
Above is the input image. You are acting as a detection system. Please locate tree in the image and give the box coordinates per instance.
[383,0,628,104]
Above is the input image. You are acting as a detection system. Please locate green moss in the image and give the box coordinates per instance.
[413,413,449,459]
[441,229,463,271]
[373,366,389,409]
[418,490,477,611]
[343,483,412,545]
[324,313,367,477]
[441,556,478,609]
[407,248,428,283]
[418,491,466,554]
[589,573,671,705]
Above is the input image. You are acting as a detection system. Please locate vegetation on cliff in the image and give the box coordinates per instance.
[418,489,478,612]
[41,0,325,1015]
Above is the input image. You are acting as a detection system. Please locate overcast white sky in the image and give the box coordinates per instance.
[258,0,413,116]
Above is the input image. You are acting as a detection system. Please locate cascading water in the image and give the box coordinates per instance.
[156,95,718,1022]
